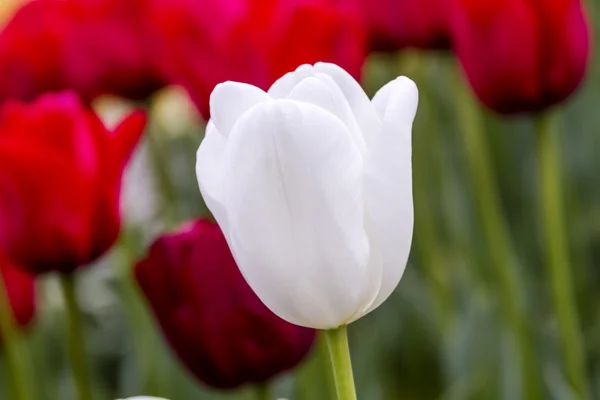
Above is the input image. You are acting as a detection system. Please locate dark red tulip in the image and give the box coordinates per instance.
[0,0,165,103]
[449,0,591,114]
[0,254,36,335]
[360,0,450,51]
[0,92,146,274]
[151,0,366,118]
[135,219,316,389]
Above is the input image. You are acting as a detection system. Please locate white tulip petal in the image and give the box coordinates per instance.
[267,64,316,98]
[287,75,366,154]
[346,217,384,322]
[222,99,370,329]
[372,78,394,120]
[210,81,270,136]
[359,77,418,317]
[372,76,418,124]
[313,62,381,147]
[196,121,229,232]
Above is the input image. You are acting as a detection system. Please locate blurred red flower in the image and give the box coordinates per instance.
[359,0,450,51]
[449,0,591,114]
[0,254,36,335]
[0,92,146,274]
[151,0,366,118]
[0,0,165,103]
[135,218,316,389]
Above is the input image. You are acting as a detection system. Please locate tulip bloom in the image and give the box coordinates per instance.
[0,92,146,274]
[135,219,315,389]
[449,0,590,114]
[0,0,165,103]
[196,63,417,329]
[0,255,36,336]
[360,0,450,51]
[151,0,366,118]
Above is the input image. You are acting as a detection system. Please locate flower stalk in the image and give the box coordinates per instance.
[453,65,541,400]
[254,382,273,400]
[60,273,93,400]
[535,112,590,399]
[325,326,357,400]
[410,53,455,331]
[146,119,179,225]
[0,272,32,400]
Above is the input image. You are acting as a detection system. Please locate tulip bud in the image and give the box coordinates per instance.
[135,219,315,389]
[196,62,418,329]
[0,254,36,337]
[0,0,166,102]
[151,0,366,119]
[360,0,451,51]
[0,92,146,274]
[449,0,591,114]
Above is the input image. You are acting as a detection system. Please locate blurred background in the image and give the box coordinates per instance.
[0,0,598,399]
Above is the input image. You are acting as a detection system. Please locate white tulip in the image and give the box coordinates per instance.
[196,62,418,329]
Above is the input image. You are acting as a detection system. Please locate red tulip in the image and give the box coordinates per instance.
[135,219,316,389]
[449,0,591,114]
[0,0,165,103]
[0,92,146,274]
[360,0,450,51]
[0,254,36,335]
[151,0,366,118]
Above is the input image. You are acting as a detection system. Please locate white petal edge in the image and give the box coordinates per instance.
[267,64,316,98]
[287,74,366,154]
[221,99,370,329]
[210,81,271,136]
[313,62,381,147]
[196,121,229,234]
[372,76,418,123]
[269,62,381,149]
[353,77,418,320]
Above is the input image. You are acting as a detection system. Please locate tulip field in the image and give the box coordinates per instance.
[0,1,599,400]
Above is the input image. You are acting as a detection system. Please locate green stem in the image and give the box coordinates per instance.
[0,271,32,400]
[294,331,336,400]
[411,54,455,332]
[60,273,93,400]
[324,326,356,400]
[535,112,590,399]
[146,122,179,225]
[453,66,541,400]
[413,167,454,330]
[254,382,273,400]
[317,331,338,400]
[118,233,162,396]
